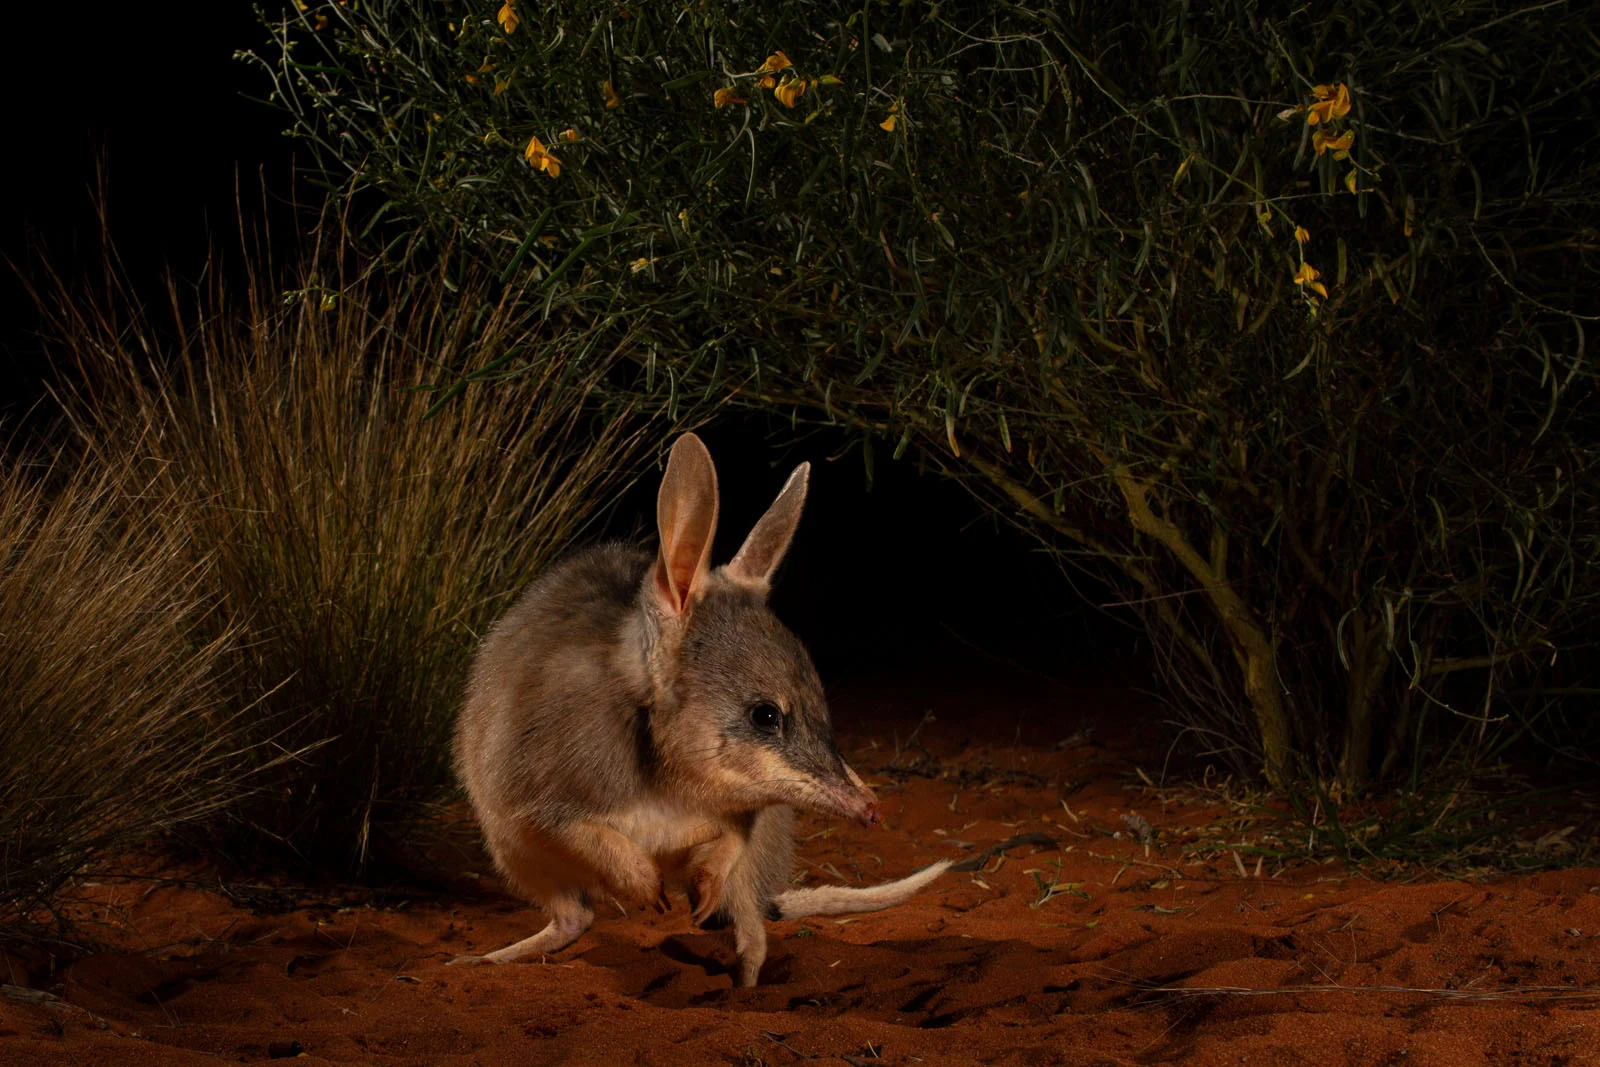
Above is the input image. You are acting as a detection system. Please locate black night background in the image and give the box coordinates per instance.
[1,3,1596,1062]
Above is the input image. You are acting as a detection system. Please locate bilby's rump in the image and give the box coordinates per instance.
[451,433,948,986]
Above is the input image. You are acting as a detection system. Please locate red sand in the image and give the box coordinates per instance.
[3,669,1598,1066]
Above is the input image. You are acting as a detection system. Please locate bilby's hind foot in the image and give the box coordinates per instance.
[448,892,594,965]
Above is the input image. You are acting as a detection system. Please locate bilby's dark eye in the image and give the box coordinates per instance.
[748,701,783,734]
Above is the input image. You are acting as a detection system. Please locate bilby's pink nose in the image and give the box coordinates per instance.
[857,800,882,828]
[841,761,881,827]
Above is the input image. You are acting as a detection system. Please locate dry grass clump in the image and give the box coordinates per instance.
[0,449,243,939]
[48,240,658,874]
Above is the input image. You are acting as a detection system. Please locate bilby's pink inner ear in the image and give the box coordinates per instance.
[726,462,809,591]
[652,433,720,616]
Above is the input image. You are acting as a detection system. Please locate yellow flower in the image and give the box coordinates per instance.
[523,135,561,178]
[630,257,652,274]
[1294,225,1310,246]
[1344,169,1359,194]
[1293,261,1328,298]
[773,75,806,108]
[559,128,579,142]
[497,1,517,34]
[757,51,792,74]
[1312,129,1355,156]
[880,101,899,132]
[1306,82,1351,126]
[713,87,747,108]
[603,79,622,108]
[758,73,776,89]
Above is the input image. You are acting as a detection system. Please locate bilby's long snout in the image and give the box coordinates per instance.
[816,760,881,828]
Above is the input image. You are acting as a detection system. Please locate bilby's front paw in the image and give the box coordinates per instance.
[688,866,726,926]
[611,854,668,912]
[447,953,494,966]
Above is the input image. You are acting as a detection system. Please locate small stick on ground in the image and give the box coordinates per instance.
[952,832,1058,872]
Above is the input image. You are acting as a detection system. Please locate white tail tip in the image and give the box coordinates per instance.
[771,860,952,920]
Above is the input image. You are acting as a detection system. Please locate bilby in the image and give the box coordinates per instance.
[450,433,948,986]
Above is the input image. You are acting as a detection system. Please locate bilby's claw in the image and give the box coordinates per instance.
[689,867,725,926]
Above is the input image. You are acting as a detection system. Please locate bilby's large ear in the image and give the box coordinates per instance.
[652,433,720,616]
[725,462,809,591]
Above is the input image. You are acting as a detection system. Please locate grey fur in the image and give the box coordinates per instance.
[450,434,947,986]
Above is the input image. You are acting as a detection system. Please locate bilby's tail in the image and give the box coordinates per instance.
[769,860,952,920]
[769,834,1056,921]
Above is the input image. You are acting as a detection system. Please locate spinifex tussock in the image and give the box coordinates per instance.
[0,448,245,941]
[48,236,658,875]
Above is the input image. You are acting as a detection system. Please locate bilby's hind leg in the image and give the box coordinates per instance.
[451,821,597,966]
[556,820,671,912]
[449,890,593,965]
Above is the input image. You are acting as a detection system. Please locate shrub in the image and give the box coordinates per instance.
[249,1,1599,792]
[49,235,659,873]
[0,449,242,939]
